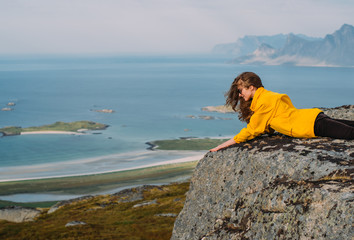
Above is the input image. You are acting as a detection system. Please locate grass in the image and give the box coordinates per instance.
[21,121,108,132]
[0,182,190,240]
[150,138,227,150]
[0,200,57,209]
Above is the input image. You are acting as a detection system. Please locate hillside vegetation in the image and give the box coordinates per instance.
[0,182,189,240]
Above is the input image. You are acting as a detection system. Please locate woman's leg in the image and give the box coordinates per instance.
[331,118,354,127]
[314,113,354,140]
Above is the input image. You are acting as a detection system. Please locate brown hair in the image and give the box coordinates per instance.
[225,72,263,123]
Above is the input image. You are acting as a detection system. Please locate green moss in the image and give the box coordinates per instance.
[150,138,227,150]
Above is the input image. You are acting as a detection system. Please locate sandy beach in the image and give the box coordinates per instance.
[0,150,205,183]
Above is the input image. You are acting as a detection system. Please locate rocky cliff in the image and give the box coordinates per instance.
[172,107,353,240]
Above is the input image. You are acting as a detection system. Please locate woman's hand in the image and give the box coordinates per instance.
[210,146,221,152]
[209,138,237,152]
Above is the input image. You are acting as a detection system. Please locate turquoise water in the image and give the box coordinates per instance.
[0,55,353,181]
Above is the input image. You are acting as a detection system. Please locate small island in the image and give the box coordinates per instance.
[1,108,14,111]
[201,105,235,113]
[7,102,16,106]
[0,121,109,137]
[90,109,115,113]
[146,138,227,150]
[1,102,16,111]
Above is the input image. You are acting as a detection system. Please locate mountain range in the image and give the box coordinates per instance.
[212,24,354,67]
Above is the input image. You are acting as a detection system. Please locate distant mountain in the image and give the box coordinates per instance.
[212,34,286,56]
[213,24,354,67]
[212,34,321,57]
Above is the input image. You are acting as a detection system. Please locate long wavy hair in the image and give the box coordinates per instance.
[225,72,264,123]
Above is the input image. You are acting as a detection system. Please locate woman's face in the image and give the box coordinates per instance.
[238,86,254,101]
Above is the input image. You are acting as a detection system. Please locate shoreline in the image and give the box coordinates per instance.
[0,137,223,202]
[0,152,204,183]
[0,137,226,183]
[0,159,200,202]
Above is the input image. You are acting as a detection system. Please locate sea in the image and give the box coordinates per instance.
[0,54,353,201]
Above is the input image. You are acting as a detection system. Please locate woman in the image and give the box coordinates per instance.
[210,72,354,152]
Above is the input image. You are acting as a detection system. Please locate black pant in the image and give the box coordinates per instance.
[314,113,354,140]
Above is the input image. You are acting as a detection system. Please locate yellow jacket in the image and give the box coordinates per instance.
[234,87,322,143]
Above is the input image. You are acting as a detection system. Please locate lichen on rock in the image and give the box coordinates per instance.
[172,106,353,240]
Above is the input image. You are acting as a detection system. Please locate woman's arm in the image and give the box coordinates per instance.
[210,138,237,152]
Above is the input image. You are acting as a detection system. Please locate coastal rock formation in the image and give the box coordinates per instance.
[0,206,41,223]
[172,107,353,239]
[0,127,21,136]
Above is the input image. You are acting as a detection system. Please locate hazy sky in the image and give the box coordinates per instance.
[0,0,353,54]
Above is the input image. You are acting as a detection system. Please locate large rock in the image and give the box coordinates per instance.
[172,107,353,240]
[321,105,354,120]
[65,221,87,227]
[0,206,41,223]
